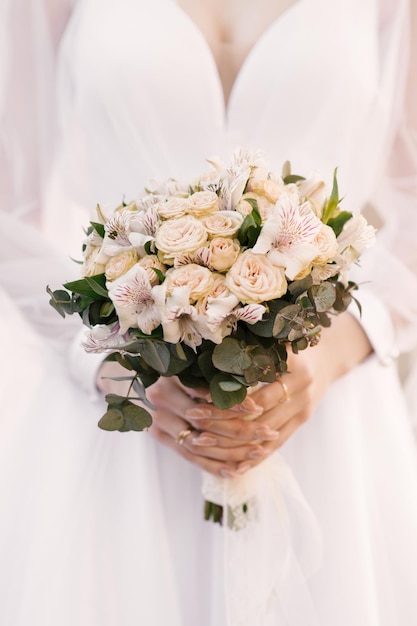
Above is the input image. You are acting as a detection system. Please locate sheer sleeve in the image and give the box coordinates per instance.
[355,0,417,362]
[0,0,80,340]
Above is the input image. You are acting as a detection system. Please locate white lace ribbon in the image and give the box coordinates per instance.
[202,454,323,625]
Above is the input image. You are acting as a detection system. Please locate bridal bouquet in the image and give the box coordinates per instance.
[48,148,375,525]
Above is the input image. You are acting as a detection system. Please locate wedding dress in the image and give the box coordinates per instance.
[1,0,417,624]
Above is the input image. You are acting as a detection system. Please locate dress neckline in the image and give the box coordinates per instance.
[173,0,304,122]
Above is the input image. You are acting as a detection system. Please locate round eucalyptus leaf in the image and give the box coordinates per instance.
[212,338,252,375]
[98,408,124,431]
[122,404,153,431]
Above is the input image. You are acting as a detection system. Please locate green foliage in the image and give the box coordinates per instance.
[322,168,341,223]
[90,221,105,238]
[238,206,262,247]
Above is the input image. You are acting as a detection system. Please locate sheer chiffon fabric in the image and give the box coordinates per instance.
[1,0,417,624]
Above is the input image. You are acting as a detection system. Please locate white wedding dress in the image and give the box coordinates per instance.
[1,0,417,624]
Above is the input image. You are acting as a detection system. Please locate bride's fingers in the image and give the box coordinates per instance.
[233,412,307,474]
[187,416,280,444]
[185,395,264,421]
[150,424,243,477]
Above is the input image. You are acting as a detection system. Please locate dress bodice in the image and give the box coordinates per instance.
[53,0,400,232]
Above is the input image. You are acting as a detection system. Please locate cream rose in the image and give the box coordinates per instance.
[209,237,241,272]
[226,250,287,304]
[187,191,220,218]
[105,249,139,281]
[83,246,107,277]
[156,197,189,220]
[235,192,274,222]
[202,210,243,239]
[247,178,283,203]
[164,264,214,303]
[154,215,208,263]
[137,255,167,286]
[313,224,338,264]
[195,274,231,315]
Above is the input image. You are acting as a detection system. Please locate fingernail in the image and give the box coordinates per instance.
[235,462,252,475]
[246,447,267,459]
[255,427,280,440]
[185,407,212,419]
[219,468,238,478]
[193,435,218,447]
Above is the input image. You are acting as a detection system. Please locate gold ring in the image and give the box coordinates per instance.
[176,428,193,445]
[276,377,290,404]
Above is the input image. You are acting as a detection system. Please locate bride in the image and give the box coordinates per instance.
[1,0,417,624]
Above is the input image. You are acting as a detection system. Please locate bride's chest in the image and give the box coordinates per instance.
[64,0,378,131]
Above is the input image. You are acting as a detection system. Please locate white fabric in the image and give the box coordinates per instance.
[1,0,417,625]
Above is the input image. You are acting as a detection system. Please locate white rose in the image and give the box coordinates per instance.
[164,264,214,303]
[137,255,167,286]
[154,215,208,263]
[156,197,189,220]
[313,224,338,264]
[187,190,220,218]
[226,251,287,304]
[209,237,241,272]
[202,211,243,239]
[105,249,139,281]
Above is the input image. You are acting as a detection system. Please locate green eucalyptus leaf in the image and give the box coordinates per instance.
[46,286,74,318]
[288,327,305,341]
[244,353,276,384]
[250,299,287,337]
[218,380,244,392]
[198,349,217,382]
[317,312,332,327]
[104,394,127,407]
[288,275,313,297]
[121,404,153,431]
[209,374,247,409]
[309,283,337,312]
[98,408,124,431]
[140,340,171,373]
[212,337,252,375]
[272,316,287,337]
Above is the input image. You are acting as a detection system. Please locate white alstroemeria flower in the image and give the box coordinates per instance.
[252,192,322,280]
[81,324,126,353]
[204,302,266,344]
[145,177,188,197]
[107,265,160,335]
[153,284,203,350]
[136,193,166,212]
[336,213,376,262]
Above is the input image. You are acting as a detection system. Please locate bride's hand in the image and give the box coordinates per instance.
[146,377,279,477]
[149,312,372,476]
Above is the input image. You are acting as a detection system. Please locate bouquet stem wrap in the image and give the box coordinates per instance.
[213,454,323,626]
